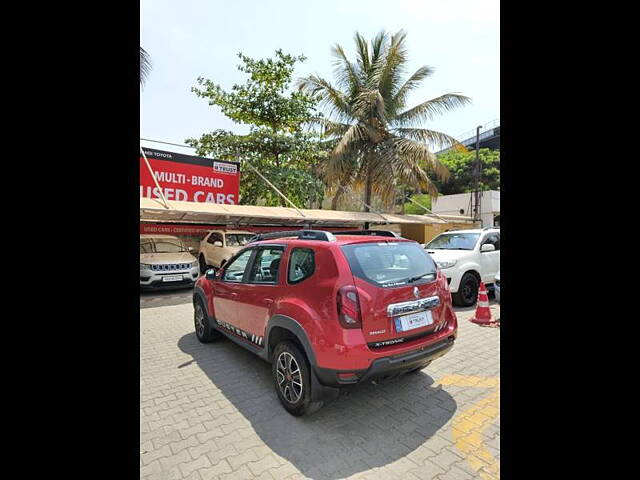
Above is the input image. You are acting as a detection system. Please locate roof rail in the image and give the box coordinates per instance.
[482,226,500,231]
[333,230,401,238]
[248,230,337,243]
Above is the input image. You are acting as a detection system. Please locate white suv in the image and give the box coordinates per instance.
[424,228,500,307]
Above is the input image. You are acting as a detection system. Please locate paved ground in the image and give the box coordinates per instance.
[140,289,500,480]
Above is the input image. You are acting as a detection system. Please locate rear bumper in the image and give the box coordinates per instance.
[313,336,455,387]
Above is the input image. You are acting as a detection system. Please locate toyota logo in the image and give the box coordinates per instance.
[413,287,420,298]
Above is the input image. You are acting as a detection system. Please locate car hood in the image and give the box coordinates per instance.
[424,249,473,262]
[140,252,196,264]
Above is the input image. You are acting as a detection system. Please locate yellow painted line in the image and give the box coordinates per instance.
[438,375,500,480]
[438,374,499,389]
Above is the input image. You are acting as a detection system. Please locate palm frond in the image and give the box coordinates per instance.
[331,44,362,97]
[391,136,450,182]
[389,65,434,115]
[394,93,471,126]
[140,47,152,87]
[393,127,463,151]
[353,32,370,78]
[371,30,408,99]
[297,75,353,122]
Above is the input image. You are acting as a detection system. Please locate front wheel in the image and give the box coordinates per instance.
[272,341,323,416]
[452,272,479,307]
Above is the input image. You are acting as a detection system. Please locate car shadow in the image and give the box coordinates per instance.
[178,332,457,479]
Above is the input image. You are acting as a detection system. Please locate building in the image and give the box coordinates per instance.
[431,190,500,228]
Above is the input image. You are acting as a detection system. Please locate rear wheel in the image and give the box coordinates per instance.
[272,341,323,416]
[452,272,479,307]
[194,298,220,343]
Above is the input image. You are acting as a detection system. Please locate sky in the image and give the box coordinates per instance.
[140,0,499,156]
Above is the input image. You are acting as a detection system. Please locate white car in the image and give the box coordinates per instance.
[198,229,255,273]
[424,228,500,307]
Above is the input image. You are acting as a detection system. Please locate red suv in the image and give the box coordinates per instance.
[193,230,458,415]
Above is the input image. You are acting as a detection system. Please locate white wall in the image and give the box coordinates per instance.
[432,190,500,227]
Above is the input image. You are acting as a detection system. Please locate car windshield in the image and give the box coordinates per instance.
[426,233,480,250]
[341,242,437,288]
[149,239,187,253]
[226,234,253,246]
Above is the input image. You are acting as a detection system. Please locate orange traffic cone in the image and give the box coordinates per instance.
[470,282,499,327]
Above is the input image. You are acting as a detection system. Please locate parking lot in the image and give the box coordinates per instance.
[140,289,500,480]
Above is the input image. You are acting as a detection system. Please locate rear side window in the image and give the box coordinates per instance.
[288,248,315,284]
[341,242,437,288]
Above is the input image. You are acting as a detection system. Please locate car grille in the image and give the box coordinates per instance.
[150,263,191,271]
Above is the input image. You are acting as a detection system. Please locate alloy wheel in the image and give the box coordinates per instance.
[195,303,205,338]
[276,352,303,404]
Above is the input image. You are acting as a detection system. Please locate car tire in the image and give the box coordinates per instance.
[272,341,323,416]
[452,272,480,307]
[194,298,219,343]
[199,255,208,275]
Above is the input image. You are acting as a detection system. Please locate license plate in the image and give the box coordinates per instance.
[162,275,183,282]
[394,310,433,332]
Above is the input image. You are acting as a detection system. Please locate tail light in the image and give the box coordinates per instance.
[337,285,362,329]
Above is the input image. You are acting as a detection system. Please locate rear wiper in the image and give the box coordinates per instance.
[407,272,435,283]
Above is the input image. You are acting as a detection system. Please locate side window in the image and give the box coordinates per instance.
[248,247,284,284]
[222,249,253,282]
[481,234,500,251]
[288,248,315,284]
[207,233,223,245]
[140,239,154,254]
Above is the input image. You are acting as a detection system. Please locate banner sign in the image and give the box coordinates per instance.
[140,223,357,237]
[140,147,240,204]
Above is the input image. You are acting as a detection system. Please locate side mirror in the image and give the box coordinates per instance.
[213,241,223,247]
[205,268,217,280]
[481,244,496,252]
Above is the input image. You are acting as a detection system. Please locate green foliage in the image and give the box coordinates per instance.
[432,148,500,194]
[187,50,327,207]
[403,193,431,214]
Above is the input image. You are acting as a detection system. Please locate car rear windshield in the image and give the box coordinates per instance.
[426,233,480,250]
[341,242,437,288]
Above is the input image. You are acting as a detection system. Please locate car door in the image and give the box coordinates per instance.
[212,248,255,326]
[230,246,285,344]
[478,233,500,283]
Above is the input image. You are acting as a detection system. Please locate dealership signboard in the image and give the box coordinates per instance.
[140,148,240,204]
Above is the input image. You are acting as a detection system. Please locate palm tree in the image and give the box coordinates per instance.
[140,47,152,87]
[298,30,470,211]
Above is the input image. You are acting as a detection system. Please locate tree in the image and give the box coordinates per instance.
[140,47,152,87]
[298,30,470,211]
[403,193,431,214]
[187,50,327,207]
[432,148,500,195]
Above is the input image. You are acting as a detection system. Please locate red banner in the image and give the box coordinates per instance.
[140,148,240,204]
[140,223,357,237]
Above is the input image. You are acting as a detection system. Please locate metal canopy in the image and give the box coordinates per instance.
[139,197,474,227]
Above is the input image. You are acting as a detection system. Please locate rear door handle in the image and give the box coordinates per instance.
[231,292,238,297]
